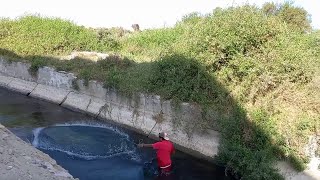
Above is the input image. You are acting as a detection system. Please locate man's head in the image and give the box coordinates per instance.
[159,132,169,141]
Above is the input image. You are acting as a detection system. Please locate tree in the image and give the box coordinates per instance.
[262,2,311,32]
[180,12,202,24]
[262,2,277,15]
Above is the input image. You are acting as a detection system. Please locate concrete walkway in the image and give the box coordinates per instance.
[0,124,75,180]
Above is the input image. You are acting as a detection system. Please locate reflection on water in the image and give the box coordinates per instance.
[0,87,234,180]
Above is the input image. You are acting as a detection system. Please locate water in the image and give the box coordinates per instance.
[0,87,233,180]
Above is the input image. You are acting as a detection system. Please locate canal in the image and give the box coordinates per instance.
[0,87,232,180]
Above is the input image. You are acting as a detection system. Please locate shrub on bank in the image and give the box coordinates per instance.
[0,15,120,56]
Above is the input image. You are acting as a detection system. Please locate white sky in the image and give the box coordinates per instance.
[0,0,319,30]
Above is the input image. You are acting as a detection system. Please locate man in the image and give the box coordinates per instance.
[138,132,175,177]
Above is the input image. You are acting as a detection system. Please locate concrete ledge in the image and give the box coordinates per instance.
[30,84,71,104]
[61,92,91,112]
[7,78,37,95]
[0,124,74,180]
[0,75,13,86]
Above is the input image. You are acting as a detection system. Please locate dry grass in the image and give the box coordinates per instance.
[249,80,320,161]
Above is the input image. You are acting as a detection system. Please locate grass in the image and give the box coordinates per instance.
[1,4,320,179]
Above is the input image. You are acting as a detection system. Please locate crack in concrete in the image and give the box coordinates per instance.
[59,91,72,106]
[85,99,92,112]
[95,103,107,118]
[27,83,38,96]
[6,78,14,87]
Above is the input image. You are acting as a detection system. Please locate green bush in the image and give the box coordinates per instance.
[262,2,311,32]
[0,15,105,55]
[174,6,285,69]
[149,54,213,102]
[94,27,125,51]
[120,27,183,60]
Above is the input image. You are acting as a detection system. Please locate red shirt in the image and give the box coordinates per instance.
[152,140,175,167]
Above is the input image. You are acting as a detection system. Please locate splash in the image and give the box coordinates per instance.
[42,145,138,161]
[32,122,141,162]
[54,121,130,139]
[32,127,44,147]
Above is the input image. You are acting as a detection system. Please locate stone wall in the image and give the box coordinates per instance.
[0,57,220,160]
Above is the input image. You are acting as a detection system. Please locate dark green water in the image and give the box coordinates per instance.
[0,87,233,180]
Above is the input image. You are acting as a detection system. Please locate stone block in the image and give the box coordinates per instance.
[144,95,162,113]
[61,92,91,112]
[37,67,75,89]
[161,100,172,116]
[106,88,130,108]
[152,113,220,158]
[0,75,13,87]
[86,98,106,116]
[113,105,134,127]
[7,78,37,95]
[0,59,35,81]
[133,111,157,134]
[189,130,220,157]
[29,84,70,104]
[78,80,107,100]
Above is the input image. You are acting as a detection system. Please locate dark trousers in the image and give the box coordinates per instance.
[156,165,174,180]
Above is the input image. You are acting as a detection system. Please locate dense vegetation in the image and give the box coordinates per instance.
[1,2,319,179]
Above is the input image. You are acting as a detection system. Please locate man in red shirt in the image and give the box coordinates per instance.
[138,132,175,177]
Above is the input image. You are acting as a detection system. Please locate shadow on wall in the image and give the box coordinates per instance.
[0,48,312,179]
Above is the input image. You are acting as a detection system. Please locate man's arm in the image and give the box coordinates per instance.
[137,143,153,148]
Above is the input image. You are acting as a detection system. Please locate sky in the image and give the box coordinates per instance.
[0,0,319,30]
